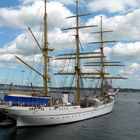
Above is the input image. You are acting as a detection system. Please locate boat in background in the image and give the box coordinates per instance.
[0,0,126,127]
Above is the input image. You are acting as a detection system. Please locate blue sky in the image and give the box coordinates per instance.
[0,0,140,89]
[0,0,20,7]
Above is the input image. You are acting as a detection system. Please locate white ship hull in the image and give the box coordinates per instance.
[1,100,115,127]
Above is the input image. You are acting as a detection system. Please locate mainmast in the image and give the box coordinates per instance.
[43,0,49,96]
[75,0,80,105]
[100,17,105,97]
[55,0,98,105]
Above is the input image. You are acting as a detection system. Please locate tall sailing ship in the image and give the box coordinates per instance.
[0,0,126,127]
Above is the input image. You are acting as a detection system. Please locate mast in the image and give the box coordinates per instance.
[15,0,52,97]
[55,0,97,105]
[100,17,104,97]
[75,0,80,105]
[87,17,127,97]
[43,0,49,96]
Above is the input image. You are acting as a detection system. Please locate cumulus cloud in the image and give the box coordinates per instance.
[0,30,44,65]
[0,31,40,55]
[0,2,41,29]
[119,62,140,82]
[104,42,140,61]
[19,0,76,5]
[126,63,140,73]
[0,29,73,56]
[50,0,75,5]
[102,42,140,85]
[0,0,76,66]
[0,53,42,65]
[87,0,140,13]
[19,0,39,5]
[0,1,73,30]
[0,0,140,88]
[86,8,140,41]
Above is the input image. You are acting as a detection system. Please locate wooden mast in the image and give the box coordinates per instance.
[43,0,49,96]
[56,0,97,105]
[15,0,52,97]
[87,17,127,97]
[75,0,80,105]
[100,16,104,97]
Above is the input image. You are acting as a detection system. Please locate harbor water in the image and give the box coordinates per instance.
[0,92,140,140]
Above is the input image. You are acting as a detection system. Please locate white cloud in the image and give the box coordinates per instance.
[106,42,140,61]
[86,8,140,41]
[87,0,140,13]
[16,54,43,63]
[0,32,40,55]
[0,1,41,29]
[0,29,73,56]
[0,0,139,89]
[0,1,73,30]
[0,31,43,64]
[119,63,140,80]
[19,0,39,5]
[0,54,16,63]
[128,63,140,73]
[20,0,75,5]
[51,0,75,5]
[99,42,140,85]
[49,29,74,50]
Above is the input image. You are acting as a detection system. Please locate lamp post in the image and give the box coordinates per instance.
[21,70,25,86]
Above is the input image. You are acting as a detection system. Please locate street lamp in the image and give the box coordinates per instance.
[21,70,25,86]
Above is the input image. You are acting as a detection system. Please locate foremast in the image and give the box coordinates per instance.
[43,0,49,96]
[15,0,52,97]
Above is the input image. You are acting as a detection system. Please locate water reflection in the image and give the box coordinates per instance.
[15,126,62,140]
[13,117,115,140]
[0,127,16,140]
[1,126,66,140]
